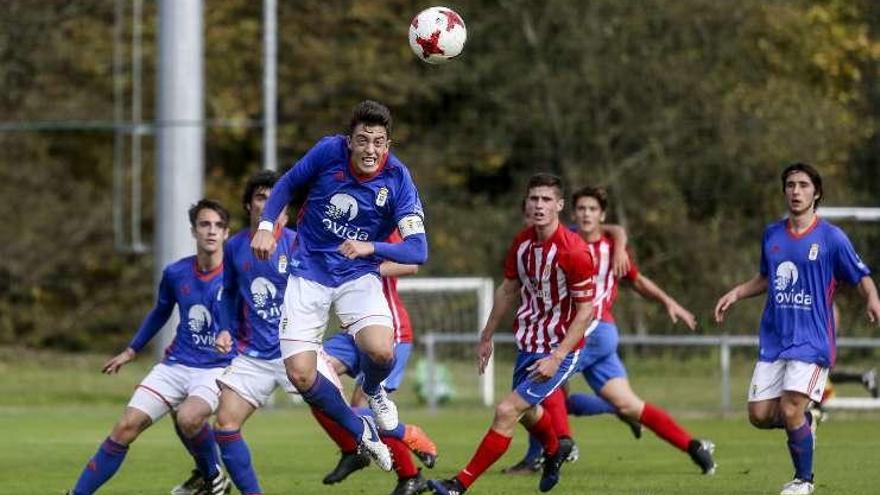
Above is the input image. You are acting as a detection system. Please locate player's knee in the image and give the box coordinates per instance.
[364,347,394,366]
[748,408,774,429]
[176,409,207,437]
[286,364,316,392]
[495,400,519,423]
[214,410,242,431]
[112,417,145,444]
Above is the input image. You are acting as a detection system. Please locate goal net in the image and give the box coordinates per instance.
[397,277,495,408]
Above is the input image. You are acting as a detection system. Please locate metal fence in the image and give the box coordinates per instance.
[419,333,880,413]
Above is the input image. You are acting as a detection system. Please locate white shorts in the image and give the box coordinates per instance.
[128,363,224,422]
[279,274,392,359]
[216,350,342,408]
[748,359,829,403]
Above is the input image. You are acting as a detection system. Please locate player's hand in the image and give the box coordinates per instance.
[714,290,738,324]
[477,338,494,375]
[668,303,697,331]
[866,299,880,325]
[611,245,631,278]
[102,348,136,374]
[528,352,562,382]
[215,330,233,354]
[251,229,276,261]
[338,240,375,260]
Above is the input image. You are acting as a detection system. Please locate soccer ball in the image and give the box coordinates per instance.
[408,6,467,64]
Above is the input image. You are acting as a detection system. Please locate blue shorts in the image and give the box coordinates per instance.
[512,349,581,406]
[323,333,413,393]
[576,321,627,393]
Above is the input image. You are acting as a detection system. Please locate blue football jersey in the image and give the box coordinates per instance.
[758,218,870,367]
[261,135,426,287]
[219,227,296,360]
[128,256,234,369]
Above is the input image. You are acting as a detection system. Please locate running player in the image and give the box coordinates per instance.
[715,163,880,495]
[566,185,716,475]
[428,173,596,495]
[252,100,427,470]
[67,200,233,495]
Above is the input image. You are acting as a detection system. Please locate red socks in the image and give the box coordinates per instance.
[639,402,691,451]
[382,435,419,479]
[526,408,560,456]
[542,389,572,439]
[456,429,512,488]
[311,407,358,453]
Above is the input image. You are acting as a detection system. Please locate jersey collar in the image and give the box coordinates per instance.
[193,259,223,281]
[786,215,820,240]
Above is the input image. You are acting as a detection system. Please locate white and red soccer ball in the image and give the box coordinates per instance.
[408,6,467,64]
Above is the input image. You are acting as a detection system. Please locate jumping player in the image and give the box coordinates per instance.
[67,200,233,495]
[715,163,880,495]
[428,173,596,495]
[251,100,428,471]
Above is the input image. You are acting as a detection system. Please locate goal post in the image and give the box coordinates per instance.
[397,277,495,408]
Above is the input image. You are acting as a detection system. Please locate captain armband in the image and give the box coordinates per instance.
[398,214,426,237]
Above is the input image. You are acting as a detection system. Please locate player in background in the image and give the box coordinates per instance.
[715,163,880,495]
[252,100,428,471]
[561,185,715,475]
[503,200,634,475]
[428,173,596,495]
[320,232,438,495]
[67,200,233,495]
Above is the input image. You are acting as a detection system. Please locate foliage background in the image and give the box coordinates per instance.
[2,0,879,352]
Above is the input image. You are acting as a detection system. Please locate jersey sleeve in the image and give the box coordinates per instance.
[623,247,639,281]
[759,227,771,277]
[261,136,336,223]
[391,166,426,239]
[128,267,176,352]
[562,247,596,304]
[217,245,239,333]
[830,227,871,285]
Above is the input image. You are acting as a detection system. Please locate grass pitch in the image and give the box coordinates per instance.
[2,348,879,494]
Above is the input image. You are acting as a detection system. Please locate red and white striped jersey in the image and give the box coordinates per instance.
[383,230,413,344]
[504,224,596,353]
[586,234,639,323]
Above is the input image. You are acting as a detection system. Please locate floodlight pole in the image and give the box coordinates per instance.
[154,0,205,358]
[263,0,278,171]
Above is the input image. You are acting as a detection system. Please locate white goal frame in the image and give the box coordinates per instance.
[397,277,495,408]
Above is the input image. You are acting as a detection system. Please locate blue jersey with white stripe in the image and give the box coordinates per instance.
[220,227,296,360]
[261,135,426,287]
[758,218,870,367]
[128,256,234,368]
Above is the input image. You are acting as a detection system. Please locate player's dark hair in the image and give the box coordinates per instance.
[781,162,823,208]
[188,199,230,228]
[571,186,608,211]
[349,100,393,136]
[526,173,564,199]
[242,170,279,214]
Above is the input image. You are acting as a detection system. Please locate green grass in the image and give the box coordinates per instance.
[3,347,880,494]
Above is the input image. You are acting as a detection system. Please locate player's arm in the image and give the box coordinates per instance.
[379,261,419,278]
[215,249,238,354]
[477,277,521,374]
[856,276,880,324]
[602,223,631,277]
[253,139,330,260]
[631,273,697,330]
[713,274,768,323]
[340,232,428,264]
[529,299,594,382]
[104,270,176,374]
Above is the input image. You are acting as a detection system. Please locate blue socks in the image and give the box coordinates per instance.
[353,405,406,438]
[567,393,617,416]
[302,372,364,438]
[186,424,220,479]
[786,414,814,481]
[72,437,129,494]
[525,433,544,462]
[360,352,395,396]
[215,429,262,495]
